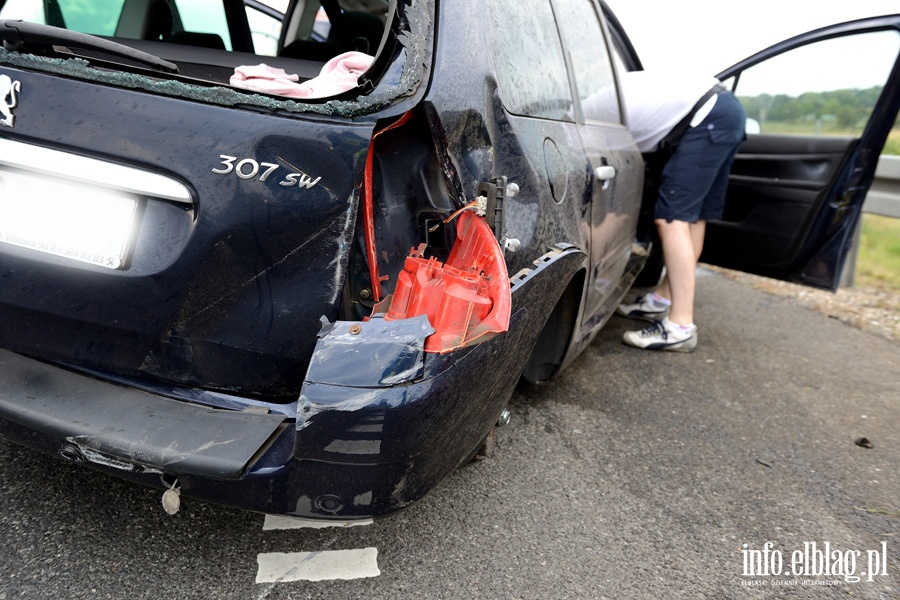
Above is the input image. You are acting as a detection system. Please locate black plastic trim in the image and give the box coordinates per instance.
[0,349,285,479]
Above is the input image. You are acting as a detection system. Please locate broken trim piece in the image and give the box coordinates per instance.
[362,111,415,302]
[306,314,434,387]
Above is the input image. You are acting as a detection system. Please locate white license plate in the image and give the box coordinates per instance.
[0,169,138,270]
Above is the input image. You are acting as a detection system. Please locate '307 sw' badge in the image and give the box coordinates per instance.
[0,74,21,128]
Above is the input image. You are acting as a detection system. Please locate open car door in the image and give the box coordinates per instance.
[601,4,900,291]
[701,15,900,290]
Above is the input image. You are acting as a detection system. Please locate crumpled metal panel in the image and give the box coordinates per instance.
[305,314,435,388]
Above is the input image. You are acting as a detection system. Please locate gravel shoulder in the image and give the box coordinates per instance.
[707,266,900,343]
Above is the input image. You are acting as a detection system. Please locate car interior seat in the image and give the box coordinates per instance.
[279,4,385,61]
[167,31,227,50]
[279,39,345,61]
[328,11,384,55]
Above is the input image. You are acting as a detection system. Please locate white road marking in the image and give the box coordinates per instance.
[262,515,374,530]
[255,548,380,583]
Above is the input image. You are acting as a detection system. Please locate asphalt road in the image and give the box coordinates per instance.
[1,268,897,600]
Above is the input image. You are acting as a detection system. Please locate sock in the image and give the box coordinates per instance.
[649,292,671,307]
[663,317,695,333]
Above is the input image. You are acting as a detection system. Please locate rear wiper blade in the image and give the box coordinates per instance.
[0,20,178,74]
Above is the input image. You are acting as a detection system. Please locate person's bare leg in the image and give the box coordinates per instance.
[689,219,706,259]
[656,218,696,325]
[655,219,706,305]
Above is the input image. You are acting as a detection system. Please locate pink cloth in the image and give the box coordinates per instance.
[230,52,375,99]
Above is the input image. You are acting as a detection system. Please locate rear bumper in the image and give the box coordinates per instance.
[0,245,585,518]
[0,349,286,478]
[0,329,518,518]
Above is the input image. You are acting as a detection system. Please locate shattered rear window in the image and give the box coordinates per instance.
[0,0,433,115]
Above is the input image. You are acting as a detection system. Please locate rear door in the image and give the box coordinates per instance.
[552,0,641,337]
[702,16,900,290]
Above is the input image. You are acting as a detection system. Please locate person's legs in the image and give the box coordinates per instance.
[656,218,696,326]
[622,219,701,352]
[653,219,706,312]
[689,220,706,256]
[622,90,745,351]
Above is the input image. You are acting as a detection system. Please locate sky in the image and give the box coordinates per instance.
[605,0,899,82]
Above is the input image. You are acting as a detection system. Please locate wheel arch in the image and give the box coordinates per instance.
[521,266,586,384]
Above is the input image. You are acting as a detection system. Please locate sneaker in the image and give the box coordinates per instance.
[623,318,697,352]
[616,293,670,322]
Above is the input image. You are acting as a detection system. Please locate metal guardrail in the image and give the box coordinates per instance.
[864,154,900,218]
[841,154,900,287]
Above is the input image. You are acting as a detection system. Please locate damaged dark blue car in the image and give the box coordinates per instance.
[0,0,897,520]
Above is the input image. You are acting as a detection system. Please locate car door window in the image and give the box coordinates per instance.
[489,0,573,121]
[0,0,127,35]
[245,1,284,56]
[553,0,621,125]
[170,0,232,49]
[728,31,900,138]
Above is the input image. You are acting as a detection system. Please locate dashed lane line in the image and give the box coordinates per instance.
[258,515,380,586]
[255,548,381,583]
[263,514,374,530]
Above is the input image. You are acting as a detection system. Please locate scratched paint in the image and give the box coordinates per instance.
[255,549,380,583]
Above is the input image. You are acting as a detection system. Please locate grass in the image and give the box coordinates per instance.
[883,128,900,156]
[855,506,900,518]
[857,214,900,291]
[867,124,900,290]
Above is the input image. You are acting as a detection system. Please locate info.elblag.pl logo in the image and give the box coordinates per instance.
[741,541,890,586]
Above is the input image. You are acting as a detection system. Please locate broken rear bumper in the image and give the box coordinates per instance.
[0,245,584,518]
[0,316,527,518]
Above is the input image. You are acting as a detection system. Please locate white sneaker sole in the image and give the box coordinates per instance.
[622,330,698,352]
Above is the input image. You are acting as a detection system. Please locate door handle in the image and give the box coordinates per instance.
[595,165,616,190]
[595,165,616,180]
